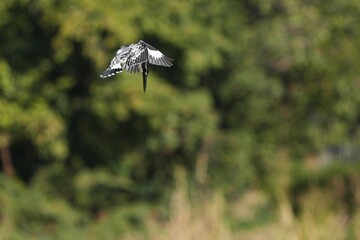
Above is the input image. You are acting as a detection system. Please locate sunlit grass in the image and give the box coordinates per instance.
[121,168,360,240]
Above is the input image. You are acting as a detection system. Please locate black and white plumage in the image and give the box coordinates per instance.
[100,40,173,92]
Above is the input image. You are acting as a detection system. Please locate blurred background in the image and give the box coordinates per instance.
[1,0,360,239]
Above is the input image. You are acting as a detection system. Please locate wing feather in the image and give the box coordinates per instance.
[139,41,173,67]
[147,48,173,67]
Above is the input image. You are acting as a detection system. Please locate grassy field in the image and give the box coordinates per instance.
[120,167,360,240]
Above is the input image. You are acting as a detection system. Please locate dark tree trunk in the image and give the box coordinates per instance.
[1,145,14,176]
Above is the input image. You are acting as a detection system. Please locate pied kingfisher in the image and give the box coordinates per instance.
[100,40,173,92]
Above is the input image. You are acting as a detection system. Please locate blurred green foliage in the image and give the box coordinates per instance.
[1,0,360,238]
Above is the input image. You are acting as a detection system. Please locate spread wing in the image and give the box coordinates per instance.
[100,46,131,78]
[142,41,173,67]
[100,55,124,78]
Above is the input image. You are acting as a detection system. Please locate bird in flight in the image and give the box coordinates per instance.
[100,40,173,92]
